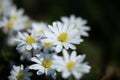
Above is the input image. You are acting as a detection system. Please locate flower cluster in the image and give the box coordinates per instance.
[0,0,91,80]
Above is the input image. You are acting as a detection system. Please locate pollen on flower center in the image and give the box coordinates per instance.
[7,21,14,29]
[66,61,76,70]
[42,59,52,68]
[26,36,35,44]
[58,32,68,42]
[44,42,52,47]
[16,72,24,79]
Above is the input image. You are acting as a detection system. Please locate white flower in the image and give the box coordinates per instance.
[0,0,13,16]
[8,65,32,80]
[8,6,26,22]
[43,21,83,53]
[0,18,24,33]
[61,15,90,37]
[15,31,42,50]
[29,53,56,79]
[32,22,48,35]
[53,49,91,80]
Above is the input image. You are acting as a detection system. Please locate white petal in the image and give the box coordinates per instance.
[55,44,62,53]
[16,43,25,49]
[37,69,44,75]
[72,70,82,80]
[26,45,32,50]
[18,32,26,40]
[63,43,69,49]
[63,49,69,62]
[76,54,86,63]
[32,43,37,49]
[62,70,70,79]
[68,44,76,50]
[29,64,43,70]
[70,51,77,61]
[31,57,41,64]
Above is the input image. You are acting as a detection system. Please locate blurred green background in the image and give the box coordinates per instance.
[0,0,120,80]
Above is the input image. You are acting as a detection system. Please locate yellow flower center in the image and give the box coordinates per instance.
[66,61,76,71]
[58,32,68,42]
[26,36,35,44]
[7,21,14,29]
[42,59,52,68]
[12,15,19,21]
[16,72,24,80]
[44,42,52,47]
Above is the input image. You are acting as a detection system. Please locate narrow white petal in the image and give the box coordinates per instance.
[16,43,25,49]
[32,43,37,49]
[62,70,70,79]
[37,69,44,75]
[18,32,26,40]
[29,64,43,70]
[26,45,32,50]
[76,54,86,63]
[63,49,69,62]
[31,57,41,64]
[72,70,82,80]
[70,51,77,61]
[55,44,62,53]
[68,44,76,50]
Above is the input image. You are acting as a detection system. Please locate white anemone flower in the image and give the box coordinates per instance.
[29,53,56,79]
[43,21,83,53]
[61,15,90,37]
[32,22,48,35]
[8,65,32,80]
[53,49,91,80]
[15,31,42,50]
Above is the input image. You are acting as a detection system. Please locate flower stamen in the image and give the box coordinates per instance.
[58,32,68,42]
[26,36,35,44]
[66,61,76,70]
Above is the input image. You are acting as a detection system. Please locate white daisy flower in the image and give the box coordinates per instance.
[8,65,32,80]
[0,18,24,33]
[53,49,91,80]
[61,15,90,37]
[0,0,13,16]
[43,21,83,53]
[29,53,56,79]
[15,31,42,50]
[32,22,48,35]
[8,6,26,22]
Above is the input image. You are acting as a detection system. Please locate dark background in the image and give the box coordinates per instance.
[0,0,120,80]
